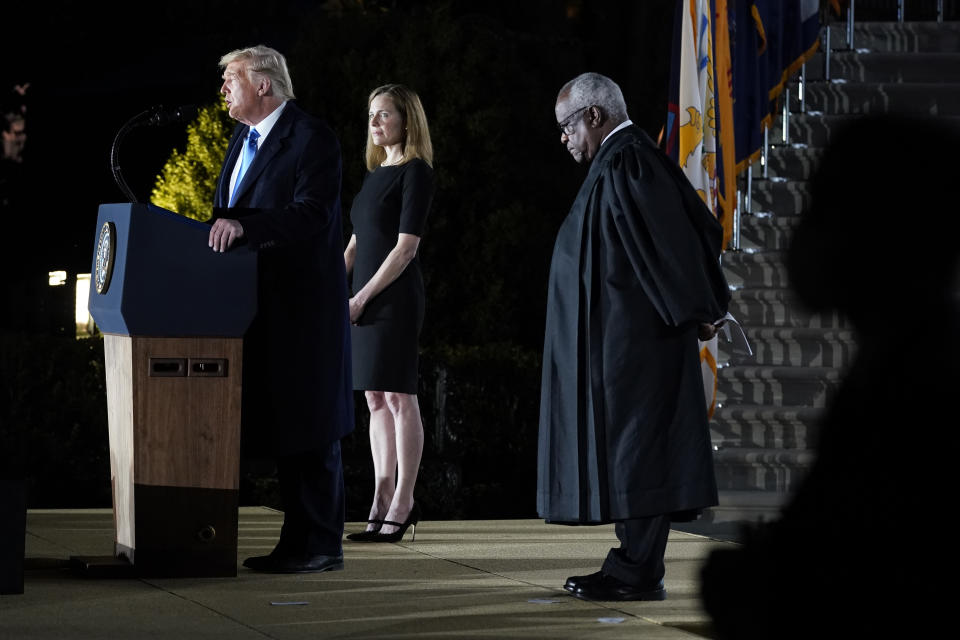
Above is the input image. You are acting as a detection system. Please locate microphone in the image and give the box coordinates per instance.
[110,104,199,203]
[146,104,198,126]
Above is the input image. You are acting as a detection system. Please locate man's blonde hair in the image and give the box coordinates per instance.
[220,45,295,101]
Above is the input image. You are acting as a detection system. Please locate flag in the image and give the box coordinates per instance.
[729,0,769,171]
[729,1,821,170]
[713,0,736,251]
[767,0,821,102]
[666,1,821,416]
[666,0,725,419]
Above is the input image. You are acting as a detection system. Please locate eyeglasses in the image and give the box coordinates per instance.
[557,105,590,135]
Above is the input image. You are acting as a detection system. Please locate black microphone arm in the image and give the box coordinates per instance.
[110,104,198,203]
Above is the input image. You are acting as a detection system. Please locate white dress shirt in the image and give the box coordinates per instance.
[228,101,288,202]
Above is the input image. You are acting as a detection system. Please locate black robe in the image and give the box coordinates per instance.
[537,125,730,524]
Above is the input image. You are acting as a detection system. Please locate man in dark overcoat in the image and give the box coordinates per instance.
[209,45,353,573]
[539,72,729,601]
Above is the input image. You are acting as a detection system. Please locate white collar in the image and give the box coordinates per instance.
[249,101,288,143]
[601,119,633,147]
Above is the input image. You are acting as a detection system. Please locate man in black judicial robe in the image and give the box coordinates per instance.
[538,72,730,601]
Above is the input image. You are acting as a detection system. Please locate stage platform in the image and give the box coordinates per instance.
[1,508,736,639]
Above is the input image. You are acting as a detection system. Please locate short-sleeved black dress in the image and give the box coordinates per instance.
[349,158,434,394]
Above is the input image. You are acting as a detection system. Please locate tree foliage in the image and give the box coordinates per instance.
[151,99,233,221]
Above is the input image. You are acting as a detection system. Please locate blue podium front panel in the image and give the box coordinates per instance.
[88,203,257,337]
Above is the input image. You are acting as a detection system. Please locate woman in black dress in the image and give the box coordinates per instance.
[343,84,434,542]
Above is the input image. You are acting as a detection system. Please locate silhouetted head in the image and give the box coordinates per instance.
[787,114,960,330]
[2,110,26,162]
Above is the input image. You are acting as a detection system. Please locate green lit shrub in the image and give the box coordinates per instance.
[151,100,233,221]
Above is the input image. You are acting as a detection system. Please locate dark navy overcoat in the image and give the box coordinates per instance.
[214,101,353,456]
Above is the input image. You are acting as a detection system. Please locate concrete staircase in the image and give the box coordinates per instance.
[706,10,960,527]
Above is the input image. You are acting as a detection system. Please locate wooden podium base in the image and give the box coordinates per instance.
[103,335,243,578]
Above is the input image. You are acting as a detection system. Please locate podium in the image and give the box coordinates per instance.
[85,203,256,578]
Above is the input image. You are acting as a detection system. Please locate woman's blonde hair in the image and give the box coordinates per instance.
[365,84,433,171]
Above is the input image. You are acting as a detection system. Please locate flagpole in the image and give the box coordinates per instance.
[762,128,768,179]
[847,0,855,50]
[800,63,806,114]
[733,190,741,251]
[824,22,832,81]
[782,88,790,145]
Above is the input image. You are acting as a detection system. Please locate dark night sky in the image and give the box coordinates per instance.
[6,1,320,270]
[6,0,674,274]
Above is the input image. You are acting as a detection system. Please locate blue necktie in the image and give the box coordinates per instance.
[230,127,260,206]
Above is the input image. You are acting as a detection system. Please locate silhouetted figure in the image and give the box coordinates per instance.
[701,113,960,637]
[1,89,28,211]
[0,85,48,334]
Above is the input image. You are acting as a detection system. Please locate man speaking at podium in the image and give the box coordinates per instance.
[208,45,353,574]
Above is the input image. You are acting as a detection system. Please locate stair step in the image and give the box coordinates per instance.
[706,490,793,527]
[783,112,960,146]
[765,145,825,180]
[727,287,851,328]
[722,251,790,289]
[712,404,822,450]
[719,326,857,367]
[673,490,794,534]
[738,214,800,252]
[712,447,817,492]
[784,113,853,146]
[748,179,811,217]
[717,365,843,407]
[826,21,960,53]
[807,51,960,82]
[803,81,960,115]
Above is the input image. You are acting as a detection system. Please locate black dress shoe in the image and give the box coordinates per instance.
[242,553,280,571]
[563,570,605,593]
[243,553,344,574]
[572,573,666,602]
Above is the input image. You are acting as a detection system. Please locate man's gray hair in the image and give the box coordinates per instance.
[220,45,296,101]
[559,72,628,123]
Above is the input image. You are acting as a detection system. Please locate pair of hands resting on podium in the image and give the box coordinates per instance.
[209,218,244,252]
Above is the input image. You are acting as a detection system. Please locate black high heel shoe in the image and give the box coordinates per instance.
[370,503,421,543]
[346,519,384,542]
